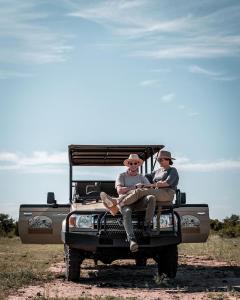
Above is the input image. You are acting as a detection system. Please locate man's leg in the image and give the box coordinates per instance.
[131,195,156,235]
[101,189,156,215]
[121,206,138,252]
[119,188,156,207]
[132,195,156,226]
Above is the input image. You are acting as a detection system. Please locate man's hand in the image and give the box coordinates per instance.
[135,183,144,188]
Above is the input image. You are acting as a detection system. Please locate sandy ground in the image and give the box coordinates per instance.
[8,255,240,300]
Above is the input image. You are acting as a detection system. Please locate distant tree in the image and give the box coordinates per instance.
[0,213,15,236]
[210,215,240,238]
[223,214,239,227]
[220,214,240,238]
[210,219,223,231]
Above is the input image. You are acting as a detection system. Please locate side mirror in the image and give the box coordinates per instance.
[47,192,56,204]
[175,189,186,205]
[180,192,186,204]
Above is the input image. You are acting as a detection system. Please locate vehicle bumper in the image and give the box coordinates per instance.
[61,230,181,252]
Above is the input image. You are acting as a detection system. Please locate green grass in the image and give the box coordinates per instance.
[179,234,240,264]
[0,237,63,300]
[0,235,239,299]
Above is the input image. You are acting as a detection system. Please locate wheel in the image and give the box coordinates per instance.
[64,244,84,281]
[155,244,178,278]
[135,257,147,267]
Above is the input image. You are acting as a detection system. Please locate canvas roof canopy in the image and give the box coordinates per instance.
[68,145,165,166]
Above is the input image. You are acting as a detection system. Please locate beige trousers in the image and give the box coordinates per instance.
[119,188,175,206]
[119,188,175,230]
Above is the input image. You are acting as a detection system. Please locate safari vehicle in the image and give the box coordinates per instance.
[19,145,210,281]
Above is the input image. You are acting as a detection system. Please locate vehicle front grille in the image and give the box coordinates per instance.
[98,213,146,241]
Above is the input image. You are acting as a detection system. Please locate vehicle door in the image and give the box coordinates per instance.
[19,204,70,244]
[175,204,210,243]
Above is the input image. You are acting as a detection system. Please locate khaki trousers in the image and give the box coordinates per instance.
[120,188,175,206]
[119,188,175,231]
[120,195,156,241]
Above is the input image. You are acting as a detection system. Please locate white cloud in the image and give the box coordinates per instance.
[0,0,73,64]
[140,79,160,87]
[189,65,222,77]
[161,93,175,103]
[0,152,18,161]
[1,151,240,173]
[69,1,240,60]
[69,0,147,27]
[0,151,68,173]
[19,151,67,166]
[176,158,240,172]
[189,65,237,81]
[135,44,237,59]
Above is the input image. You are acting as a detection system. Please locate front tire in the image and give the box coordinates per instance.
[64,245,84,281]
[155,244,178,278]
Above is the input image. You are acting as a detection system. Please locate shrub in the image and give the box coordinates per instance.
[210,219,223,231]
[0,214,16,237]
[211,214,240,238]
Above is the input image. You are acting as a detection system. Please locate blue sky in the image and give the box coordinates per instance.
[0,0,239,220]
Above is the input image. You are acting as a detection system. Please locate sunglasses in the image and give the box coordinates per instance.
[128,162,138,166]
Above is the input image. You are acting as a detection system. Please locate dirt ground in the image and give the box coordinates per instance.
[8,255,240,300]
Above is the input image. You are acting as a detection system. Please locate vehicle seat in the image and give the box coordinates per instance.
[86,183,101,199]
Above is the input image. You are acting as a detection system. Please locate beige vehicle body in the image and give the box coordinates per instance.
[18,145,210,281]
[19,201,209,245]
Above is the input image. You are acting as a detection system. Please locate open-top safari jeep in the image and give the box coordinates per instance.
[19,145,210,281]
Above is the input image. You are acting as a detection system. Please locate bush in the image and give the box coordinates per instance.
[211,214,240,238]
[0,214,16,237]
[210,219,223,231]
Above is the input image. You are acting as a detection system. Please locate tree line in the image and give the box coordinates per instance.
[210,214,240,238]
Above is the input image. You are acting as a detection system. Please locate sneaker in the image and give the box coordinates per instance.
[101,192,119,216]
[129,240,139,252]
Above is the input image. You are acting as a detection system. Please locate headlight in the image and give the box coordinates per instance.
[153,213,178,230]
[69,214,93,229]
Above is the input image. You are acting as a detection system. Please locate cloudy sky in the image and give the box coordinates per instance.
[0,0,239,220]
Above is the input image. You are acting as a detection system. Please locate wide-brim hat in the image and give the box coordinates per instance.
[123,154,143,167]
[157,150,175,160]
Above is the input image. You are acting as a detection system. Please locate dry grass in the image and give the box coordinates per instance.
[0,235,239,299]
[0,237,63,300]
[179,234,240,264]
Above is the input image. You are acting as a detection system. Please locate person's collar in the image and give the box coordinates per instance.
[163,166,171,170]
[127,169,138,176]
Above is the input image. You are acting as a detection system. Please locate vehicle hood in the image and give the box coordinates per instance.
[71,201,106,212]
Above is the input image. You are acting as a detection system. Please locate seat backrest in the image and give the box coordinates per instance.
[145,173,153,183]
[74,181,118,198]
